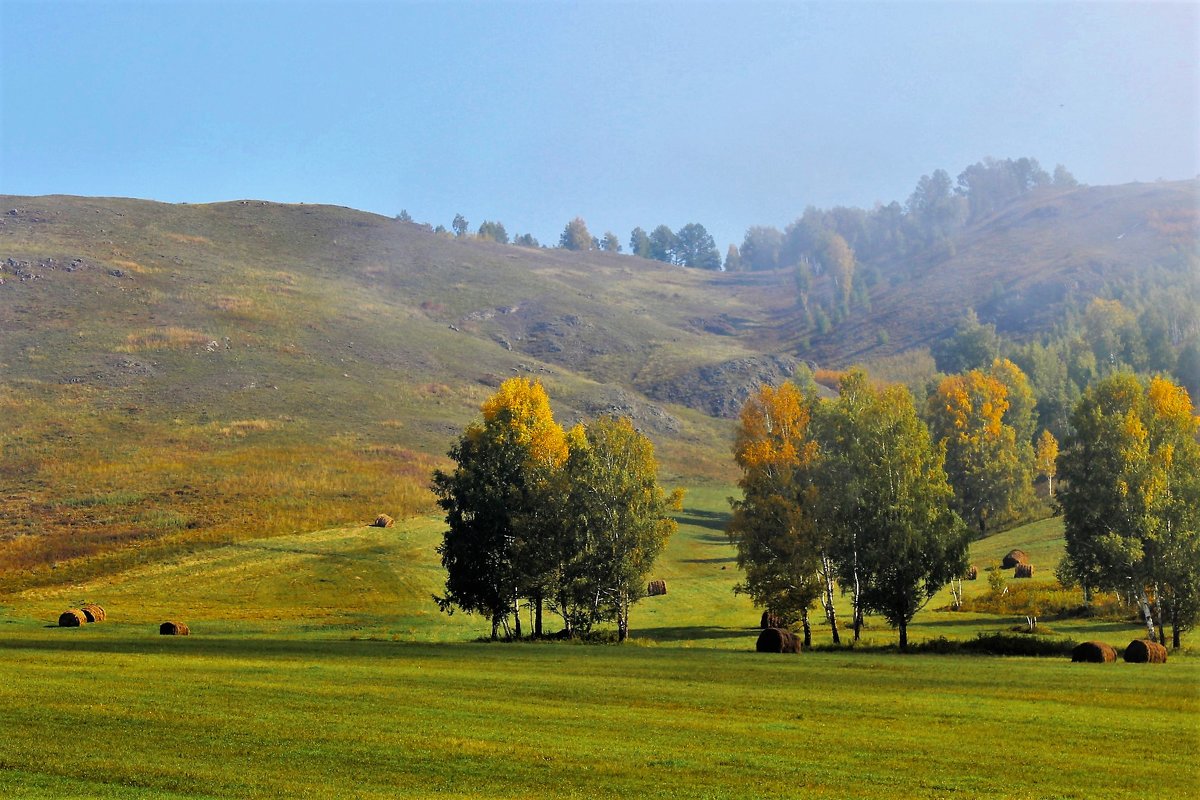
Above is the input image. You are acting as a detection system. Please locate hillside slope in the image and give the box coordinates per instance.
[805,179,1199,362]
[0,183,1195,581]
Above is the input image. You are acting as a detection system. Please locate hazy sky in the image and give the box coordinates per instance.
[2,1,1197,250]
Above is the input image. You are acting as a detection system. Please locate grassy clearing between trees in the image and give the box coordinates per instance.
[1,487,1196,798]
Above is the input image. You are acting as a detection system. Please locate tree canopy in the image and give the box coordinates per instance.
[433,378,677,640]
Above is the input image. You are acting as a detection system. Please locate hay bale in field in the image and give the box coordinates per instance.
[1123,639,1168,663]
[756,627,800,654]
[1002,549,1029,569]
[1071,641,1117,663]
[646,579,667,597]
[371,514,394,528]
[81,604,106,623]
[1013,563,1034,579]
[760,611,785,629]
[159,621,190,636]
[58,609,87,627]
[966,565,978,580]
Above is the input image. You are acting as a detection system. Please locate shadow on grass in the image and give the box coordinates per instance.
[674,510,730,533]
[634,625,753,642]
[680,555,736,564]
[0,635,480,661]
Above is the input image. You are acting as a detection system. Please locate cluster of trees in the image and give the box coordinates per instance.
[627,223,722,269]
[728,370,970,651]
[395,211,542,248]
[729,157,1074,275]
[432,378,681,640]
[935,294,1200,444]
[1058,373,1200,648]
[732,362,1200,650]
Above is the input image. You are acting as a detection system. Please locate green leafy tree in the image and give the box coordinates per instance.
[395,209,413,223]
[512,233,540,248]
[931,310,1001,374]
[724,244,742,272]
[452,213,469,238]
[432,378,568,638]
[740,225,783,271]
[673,223,721,269]
[559,217,593,250]
[559,417,679,640]
[1058,373,1200,647]
[476,220,509,244]
[648,224,677,263]
[629,227,652,258]
[816,369,969,650]
[599,231,622,253]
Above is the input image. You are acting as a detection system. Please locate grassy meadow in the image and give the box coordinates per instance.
[1,486,1196,799]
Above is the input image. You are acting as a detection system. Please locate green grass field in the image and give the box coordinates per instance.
[2,489,1196,799]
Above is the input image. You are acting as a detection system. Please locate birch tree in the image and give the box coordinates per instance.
[1058,373,1200,646]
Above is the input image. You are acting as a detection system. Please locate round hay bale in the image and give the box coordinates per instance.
[58,609,87,627]
[371,514,394,528]
[965,565,978,580]
[159,621,190,636]
[646,579,667,597]
[1013,563,1034,579]
[81,604,106,623]
[756,627,800,654]
[1123,639,1168,663]
[1071,641,1117,663]
[1002,549,1029,569]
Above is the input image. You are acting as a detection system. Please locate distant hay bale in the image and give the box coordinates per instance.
[965,565,978,580]
[81,604,106,623]
[1013,563,1034,579]
[756,627,800,654]
[1123,639,1168,663]
[1071,641,1117,663]
[1002,549,1029,569]
[58,609,87,627]
[159,621,190,636]
[760,611,784,629]
[647,579,667,597]
[371,514,394,528]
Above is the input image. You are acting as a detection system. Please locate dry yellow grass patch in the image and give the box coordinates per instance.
[117,327,214,352]
[218,419,275,437]
[213,296,255,314]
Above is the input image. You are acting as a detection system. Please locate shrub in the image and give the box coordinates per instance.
[961,632,1076,657]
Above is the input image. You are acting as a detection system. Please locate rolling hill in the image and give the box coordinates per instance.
[0,180,1196,581]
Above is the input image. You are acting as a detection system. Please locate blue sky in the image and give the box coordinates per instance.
[2,1,1197,250]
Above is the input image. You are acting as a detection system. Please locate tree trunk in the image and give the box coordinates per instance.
[534,592,543,638]
[491,613,499,641]
[617,596,629,642]
[821,556,841,645]
[898,622,908,652]
[513,595,522,639]
[1137,589,1157,641]
[1172,617,1181,650]
[852,558,863,642]
[800,608,812,649]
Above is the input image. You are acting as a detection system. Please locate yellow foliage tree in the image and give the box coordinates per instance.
[928,369,1035,535]
[729,382,828,645]
[1035,429,1059,496]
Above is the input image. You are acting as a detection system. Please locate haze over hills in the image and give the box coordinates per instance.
[0,179,1197,580]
